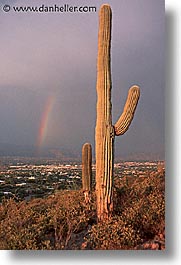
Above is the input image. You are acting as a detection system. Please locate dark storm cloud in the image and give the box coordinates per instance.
[0,0,164,158]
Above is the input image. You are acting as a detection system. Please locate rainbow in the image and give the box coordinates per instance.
[36,95,55,150]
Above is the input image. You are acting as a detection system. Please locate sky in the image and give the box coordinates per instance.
[0,0,165,159]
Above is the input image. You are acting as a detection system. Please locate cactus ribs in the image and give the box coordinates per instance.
[95,5,140,221]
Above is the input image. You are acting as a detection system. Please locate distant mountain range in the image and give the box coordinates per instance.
[114,152,164,162]
[0,143,80,161]
[0,143,36,157]
[0,143,164,161]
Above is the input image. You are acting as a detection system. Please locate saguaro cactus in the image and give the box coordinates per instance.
[82,143,92,203]
[95,4,140,221]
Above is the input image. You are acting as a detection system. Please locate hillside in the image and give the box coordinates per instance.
[0,170,165,250]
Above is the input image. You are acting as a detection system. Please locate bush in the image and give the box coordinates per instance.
[0,191,94,250]
[88,217,142,250]
[0,171,165,250]
[87,171,165,249]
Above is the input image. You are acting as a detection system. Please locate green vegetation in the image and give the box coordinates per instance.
[0,171,165,250]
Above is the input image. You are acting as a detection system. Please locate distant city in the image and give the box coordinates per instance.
[0,156,165,202]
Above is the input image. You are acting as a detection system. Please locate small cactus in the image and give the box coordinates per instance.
[95,4,140,221]
[82,143,92,203]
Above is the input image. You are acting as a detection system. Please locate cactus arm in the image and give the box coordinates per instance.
[82,143,92,204]
[114,85,140,136]
[82,143,92,192]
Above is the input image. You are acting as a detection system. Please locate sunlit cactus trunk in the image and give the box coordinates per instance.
[82,143,92,204]
[95,4,140,221]
[95,4,114,220]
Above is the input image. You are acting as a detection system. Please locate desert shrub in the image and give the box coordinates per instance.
[0,191,95,250]
[88,216,142,250]
[114,172,165,239]
[0,171,165,250]
[87,171,165,249]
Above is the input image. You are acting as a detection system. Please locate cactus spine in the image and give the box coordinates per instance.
[82,143,92,203]
[95,4,140,221]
